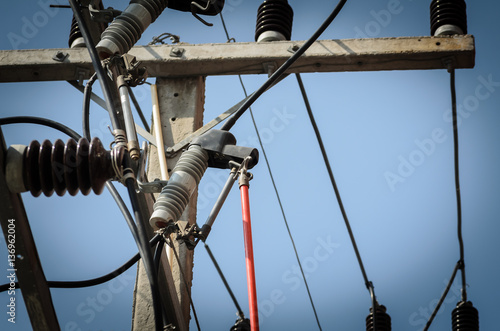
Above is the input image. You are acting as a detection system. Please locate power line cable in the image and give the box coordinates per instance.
[423,261,461,331]
[68,2,164,328]
[295,73,378,326]
[449,68,467,302]
[218,12,323,330]
[0,234,162,292]
[204,243,245,319]
[68,0,121,132]
[83,72,98,140]
[128,85,151,132]
[220,0,348,131]
[169,235,202,331]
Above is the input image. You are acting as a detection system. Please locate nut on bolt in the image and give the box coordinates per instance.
[53,51,68,62]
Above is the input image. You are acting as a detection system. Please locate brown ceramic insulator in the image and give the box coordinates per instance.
[22,137,116,197]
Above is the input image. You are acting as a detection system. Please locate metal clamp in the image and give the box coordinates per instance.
[238,156,253,187]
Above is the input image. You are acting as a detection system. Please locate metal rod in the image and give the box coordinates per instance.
[239,175,259,331]
[199,168,237,241]
[117,75,140,160]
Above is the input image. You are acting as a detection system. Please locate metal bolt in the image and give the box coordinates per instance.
[288,44,300,53]
[170,47,184,57]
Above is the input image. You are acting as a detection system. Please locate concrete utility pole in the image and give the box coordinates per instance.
[133,77,205,330]
[0,35,475,330]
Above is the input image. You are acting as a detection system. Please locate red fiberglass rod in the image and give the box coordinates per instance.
[239,171,259,331]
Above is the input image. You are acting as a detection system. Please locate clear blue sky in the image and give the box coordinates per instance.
[1,0,499,330]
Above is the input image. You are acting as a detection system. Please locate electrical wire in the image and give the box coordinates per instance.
[0,116,80,140]
[220,0,348,131]
[69,2,165,328]
[449,68,467,302]
[128,85,151,132]
[154,236,166,273]
[83,72,98,140]
[0,235,162,292]
[204,243,245,319]
[295,73,378,326]
[219,11,323,330]
[169,235,202,331]
[423,261,461,331]
[68,0,121,132]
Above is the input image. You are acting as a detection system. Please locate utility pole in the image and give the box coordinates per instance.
[0,35,474,331]
[132,76,205,330]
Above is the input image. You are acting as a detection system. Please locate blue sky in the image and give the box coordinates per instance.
[1,0,499,330]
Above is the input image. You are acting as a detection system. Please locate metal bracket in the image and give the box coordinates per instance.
[89,4,121,23]
[137,179,169,193]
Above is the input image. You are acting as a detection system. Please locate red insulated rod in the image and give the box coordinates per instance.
[240,183,259,331]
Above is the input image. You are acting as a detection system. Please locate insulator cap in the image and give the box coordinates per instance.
[452,301,479,331]
[255,0,293,42]
[366,305,391,331]
[430,0,468,36]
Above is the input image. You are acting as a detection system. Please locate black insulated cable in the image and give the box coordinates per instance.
[68,0,121,132]
[220,0,348,131]
[0,235,162,292]
[128,85,151,132]
[449,68,467,302]
[423,261,461,331]
[204,243,245,319]
[295,73,387,330]
[83,73,98,140]
[170,237,202,331]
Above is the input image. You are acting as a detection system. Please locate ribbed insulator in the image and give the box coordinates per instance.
[366,305,391,331]
[452,301,479,331]
[430,0,467,36]
[68,16,85,48]
[255,0,293,42]
[7,137,115,197]
[96,0,168,58]
[150,145,208,230]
